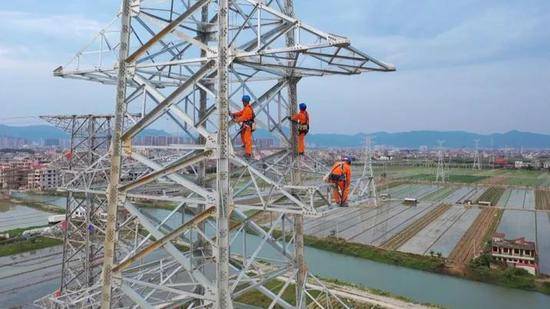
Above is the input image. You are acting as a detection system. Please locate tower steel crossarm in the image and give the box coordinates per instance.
[35,1,395,308]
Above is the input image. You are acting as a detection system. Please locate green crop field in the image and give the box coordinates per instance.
[375,166,550,188]
[475,187,505,205]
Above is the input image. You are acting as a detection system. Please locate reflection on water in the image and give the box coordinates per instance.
[2,204,550,308]
[0,201,52,232]
[9,192,67,209]
[144,208,550,309]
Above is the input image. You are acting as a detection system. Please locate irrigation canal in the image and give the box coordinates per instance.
[1,197,550,308]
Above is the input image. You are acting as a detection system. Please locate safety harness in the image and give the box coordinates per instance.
[242,107,256,132]
[297,111,309,134]
[328,162,347,183]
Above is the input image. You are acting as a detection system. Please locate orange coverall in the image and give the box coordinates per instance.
[291,110,309,154]
[232,104,254,157]
[329,161,352,205]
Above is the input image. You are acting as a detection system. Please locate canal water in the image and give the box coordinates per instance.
[2,199,550,308]
[145,208,550,309]
[9,191,67,208]
[0,200,52,232]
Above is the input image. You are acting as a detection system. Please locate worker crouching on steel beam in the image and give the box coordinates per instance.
[231,95,255,159]
[324,156,352,207]
[288,103,309,155]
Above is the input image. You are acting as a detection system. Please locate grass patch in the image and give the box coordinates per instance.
[236,277,404,308]
[475,187,505,205]
[0,237,62,257]
[320,277,442,308]
[2,225,49,237]
[236,279,298,307]
[407,174,488,184]
[303,235,445,273]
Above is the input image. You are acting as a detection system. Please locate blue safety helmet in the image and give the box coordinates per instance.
[242,95,251,104]
[342,156,352,164]
[299,103,307,111]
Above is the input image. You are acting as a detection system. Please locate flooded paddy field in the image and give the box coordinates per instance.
[306,182,550,274]
[399,206,481,257]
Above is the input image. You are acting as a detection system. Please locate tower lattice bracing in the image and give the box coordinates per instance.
[472,139,482,170]
[36,1,394,307]
[435,140,446,183]
[39,114,114,293]
[352,137,377,207]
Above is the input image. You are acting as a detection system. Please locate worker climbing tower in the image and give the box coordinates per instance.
[472,139,482,170]
[435,140,446,183]
[36,1,394,307]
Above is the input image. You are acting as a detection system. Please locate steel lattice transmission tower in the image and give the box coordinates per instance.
[36,0,394,307]
[435,140,446,183]
[39,114,115,293]
[472,139,482,170]
[351,136,377,207]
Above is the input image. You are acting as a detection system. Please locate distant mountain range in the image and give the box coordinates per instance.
[2,124,550,149]
[306,130,550,149]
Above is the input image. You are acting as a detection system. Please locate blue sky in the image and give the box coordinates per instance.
[1,0,549,134]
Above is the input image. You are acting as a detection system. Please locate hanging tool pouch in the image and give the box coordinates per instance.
[244,109,256,132]
[328,163,346,183]
[298,123,309,134]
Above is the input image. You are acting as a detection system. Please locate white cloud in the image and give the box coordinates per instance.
[344,3,550,70]
[0,10,103,39]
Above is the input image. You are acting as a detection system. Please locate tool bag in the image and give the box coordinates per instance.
[297,112,309,134]
[328,163,346,182]
[298,123,309,134]
[244,109,256,132]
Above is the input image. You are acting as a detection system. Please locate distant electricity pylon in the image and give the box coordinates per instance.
[473,139,482,170]
[353,136,378,206]
[435,140,446,183]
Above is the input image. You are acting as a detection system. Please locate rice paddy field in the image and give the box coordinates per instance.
[496,210,536,241]
[536,212,550,275]
[375,166,550,187]
[304,177,550,275]
[497,189,536,209]
[398,206,481,257]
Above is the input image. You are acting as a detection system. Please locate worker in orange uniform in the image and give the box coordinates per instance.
[289,103,309,155]
[232,95,255,159]
[325,156,352,207]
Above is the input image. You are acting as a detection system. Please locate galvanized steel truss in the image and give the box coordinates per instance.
[36,0,393,308]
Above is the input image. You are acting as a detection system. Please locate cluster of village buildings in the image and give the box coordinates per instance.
[0,153,61,191]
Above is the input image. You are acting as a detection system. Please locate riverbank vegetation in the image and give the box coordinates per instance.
[8,197,64,214]
[0,236,61,257]
[304,235,445,272]
[0,226,62,257]
[236,276,436,308]
[304,235,550,295]
[466,248,550,294]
